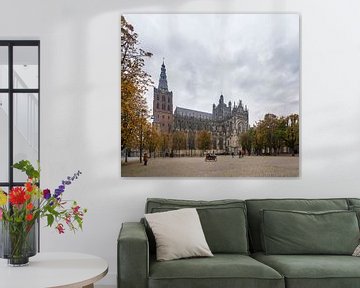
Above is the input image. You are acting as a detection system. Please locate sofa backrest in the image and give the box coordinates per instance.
[145,198,249,255]
[245,198,349,252]
[348,198,360,207]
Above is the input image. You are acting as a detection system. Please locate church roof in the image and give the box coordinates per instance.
[174,107,212,120]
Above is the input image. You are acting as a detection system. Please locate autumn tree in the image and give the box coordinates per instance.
[246,113,299,156]
[159,132,172,157]
[240,127,255,155]
[188,131,196,156]
[197,131,211,155]
[121,15,153,162]
[261,114,278,154]
[172,131,187,157]
[253,125,265,155]
[254,114,284,155]
[284,114,299,156]
[274,117,287,154]
[144,125,160,158]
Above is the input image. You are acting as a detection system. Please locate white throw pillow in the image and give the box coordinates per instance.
[145,208,213,261]
[353,244,360,256]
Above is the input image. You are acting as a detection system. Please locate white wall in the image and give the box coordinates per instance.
[1,0,360,285]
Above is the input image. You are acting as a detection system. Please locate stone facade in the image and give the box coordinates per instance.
[174,95,249,153]
[153,62,249,153]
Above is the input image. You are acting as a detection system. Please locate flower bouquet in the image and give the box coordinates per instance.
[0,160,87,266]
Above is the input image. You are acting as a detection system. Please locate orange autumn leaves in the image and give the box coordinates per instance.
[121,16,153,154]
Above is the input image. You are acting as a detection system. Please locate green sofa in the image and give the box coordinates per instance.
[118,198,360,288]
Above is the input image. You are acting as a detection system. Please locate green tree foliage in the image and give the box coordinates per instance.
[240,113,299,156]
[121,16,153,161]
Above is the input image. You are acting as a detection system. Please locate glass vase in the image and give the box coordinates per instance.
[0,220,37,266]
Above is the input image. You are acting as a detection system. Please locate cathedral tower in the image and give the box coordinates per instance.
[153,60,173,133]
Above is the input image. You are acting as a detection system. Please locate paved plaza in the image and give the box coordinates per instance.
[121,155,299,177]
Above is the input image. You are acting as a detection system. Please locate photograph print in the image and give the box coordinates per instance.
[121,14,300,177]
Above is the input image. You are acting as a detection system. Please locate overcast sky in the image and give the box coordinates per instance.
[124,14,300,125]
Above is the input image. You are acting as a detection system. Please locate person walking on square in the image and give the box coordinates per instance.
[143,153,148,166]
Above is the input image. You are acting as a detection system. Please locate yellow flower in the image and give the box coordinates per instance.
[0,190,7,206]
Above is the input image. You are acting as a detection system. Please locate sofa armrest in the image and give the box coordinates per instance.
[118,222,149,288]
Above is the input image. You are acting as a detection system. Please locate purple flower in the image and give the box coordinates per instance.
[54,170,82,199]
[43,189,51,200]
[54,189,63,198]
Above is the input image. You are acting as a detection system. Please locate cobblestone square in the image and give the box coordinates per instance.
[121,156,299,177]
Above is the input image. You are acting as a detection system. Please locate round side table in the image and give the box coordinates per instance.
[0,252,108,288]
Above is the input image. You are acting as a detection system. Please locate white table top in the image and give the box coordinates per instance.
[0,252,108,288]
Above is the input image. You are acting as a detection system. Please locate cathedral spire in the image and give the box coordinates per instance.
[158,59,168,91]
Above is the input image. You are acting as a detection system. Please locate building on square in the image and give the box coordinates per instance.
[152,61,249,154]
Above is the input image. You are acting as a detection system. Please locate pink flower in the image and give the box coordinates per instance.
[56,223,65,234]
[72,205,80,215]
[65,214,71,225]
[0,208,3,220]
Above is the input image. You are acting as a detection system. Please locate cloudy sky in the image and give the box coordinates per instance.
[124,14,300,125]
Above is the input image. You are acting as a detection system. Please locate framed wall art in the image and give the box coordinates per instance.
[121,13,300,177]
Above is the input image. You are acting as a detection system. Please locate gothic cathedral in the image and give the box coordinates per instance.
[153,61,249,153]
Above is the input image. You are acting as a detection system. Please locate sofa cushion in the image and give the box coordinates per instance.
[261,209,359,255]
[149,254,284,288]
[145,208,213,261]
[246,198,349,252]
[349,205,360,228]
[347,198,360,207]
[146,198,249,254]
[252,252,360,288]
